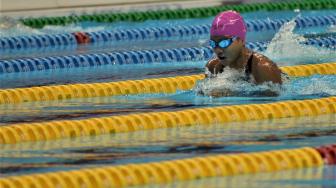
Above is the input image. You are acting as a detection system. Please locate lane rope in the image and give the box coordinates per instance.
[1,145,334,187]
[1,36,335,74]
[0,96,335,144]
[0,62,335,105]
[20,0,336,28]
[1,14,335,51]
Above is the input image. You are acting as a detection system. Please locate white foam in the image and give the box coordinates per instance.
[283,75,336,96]
[194,64,336,98]
[0,16,43,37]
[263,16,336,65]
[194,67,281,97]
[328,25,336,32]
[41,24,106,34]
[0,16,106,37]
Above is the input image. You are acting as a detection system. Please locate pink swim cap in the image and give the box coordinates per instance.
[210,10,247,42]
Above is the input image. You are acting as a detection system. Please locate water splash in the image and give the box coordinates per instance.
[192,63,336,102]
[328,25,336,32]
[0,16,43,37]
[0,16,106,37]
[283,75,336,97]
[41,24,105,34]
[194,67,282,97]
[263,17,336,65]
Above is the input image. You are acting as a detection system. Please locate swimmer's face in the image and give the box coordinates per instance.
[210,35,243,65]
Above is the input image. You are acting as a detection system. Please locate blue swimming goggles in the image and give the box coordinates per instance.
[209,37,237,49]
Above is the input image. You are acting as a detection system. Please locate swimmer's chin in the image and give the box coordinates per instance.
[217,56,232,65]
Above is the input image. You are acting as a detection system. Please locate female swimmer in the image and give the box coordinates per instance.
[205,10,284,97]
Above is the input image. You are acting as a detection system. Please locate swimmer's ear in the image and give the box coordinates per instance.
[235,37,242,42]
[235,37,245,46]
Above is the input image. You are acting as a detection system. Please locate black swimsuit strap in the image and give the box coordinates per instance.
[245,53,254,77]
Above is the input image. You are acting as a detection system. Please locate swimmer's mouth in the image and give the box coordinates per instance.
[218,55,226,60]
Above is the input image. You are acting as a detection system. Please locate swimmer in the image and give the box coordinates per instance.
[204,10,284,97]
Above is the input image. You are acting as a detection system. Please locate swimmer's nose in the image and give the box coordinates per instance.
[214,47,225,54]
[214,47,227,57]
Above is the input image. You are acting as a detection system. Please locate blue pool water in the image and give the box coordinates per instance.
[0,74,335,124]
[0,8,336,187]
[2,10,336,37]
[1,114,336,187]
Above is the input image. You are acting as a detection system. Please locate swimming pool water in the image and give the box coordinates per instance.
[1,10,336,61]
[1,73,335,125]
[0,6,336,187]
[2,10,336,37]
[1,114,336,182]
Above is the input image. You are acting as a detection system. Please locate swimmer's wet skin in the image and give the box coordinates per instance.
[205,10,283,97]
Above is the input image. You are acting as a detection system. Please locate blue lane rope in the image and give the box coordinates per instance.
[1,15,335,51]
[0,36,335,74]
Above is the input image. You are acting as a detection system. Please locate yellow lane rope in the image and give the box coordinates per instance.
[0,62,335,105]
[1,97,335,144]
[0,146,323,188]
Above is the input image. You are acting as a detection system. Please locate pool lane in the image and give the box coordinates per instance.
[0,74,335,124]
[1,114,335,177]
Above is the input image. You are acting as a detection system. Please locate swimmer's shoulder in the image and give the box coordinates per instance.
[250,52,283,84]
[251,52,275,67]
[252,52,282,73]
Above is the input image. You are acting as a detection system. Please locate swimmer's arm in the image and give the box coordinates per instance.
[255,90,279,97]
[205,59,221,78]
[255,61,283,85]
[204,61,213,78]
[209,88,236,97]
